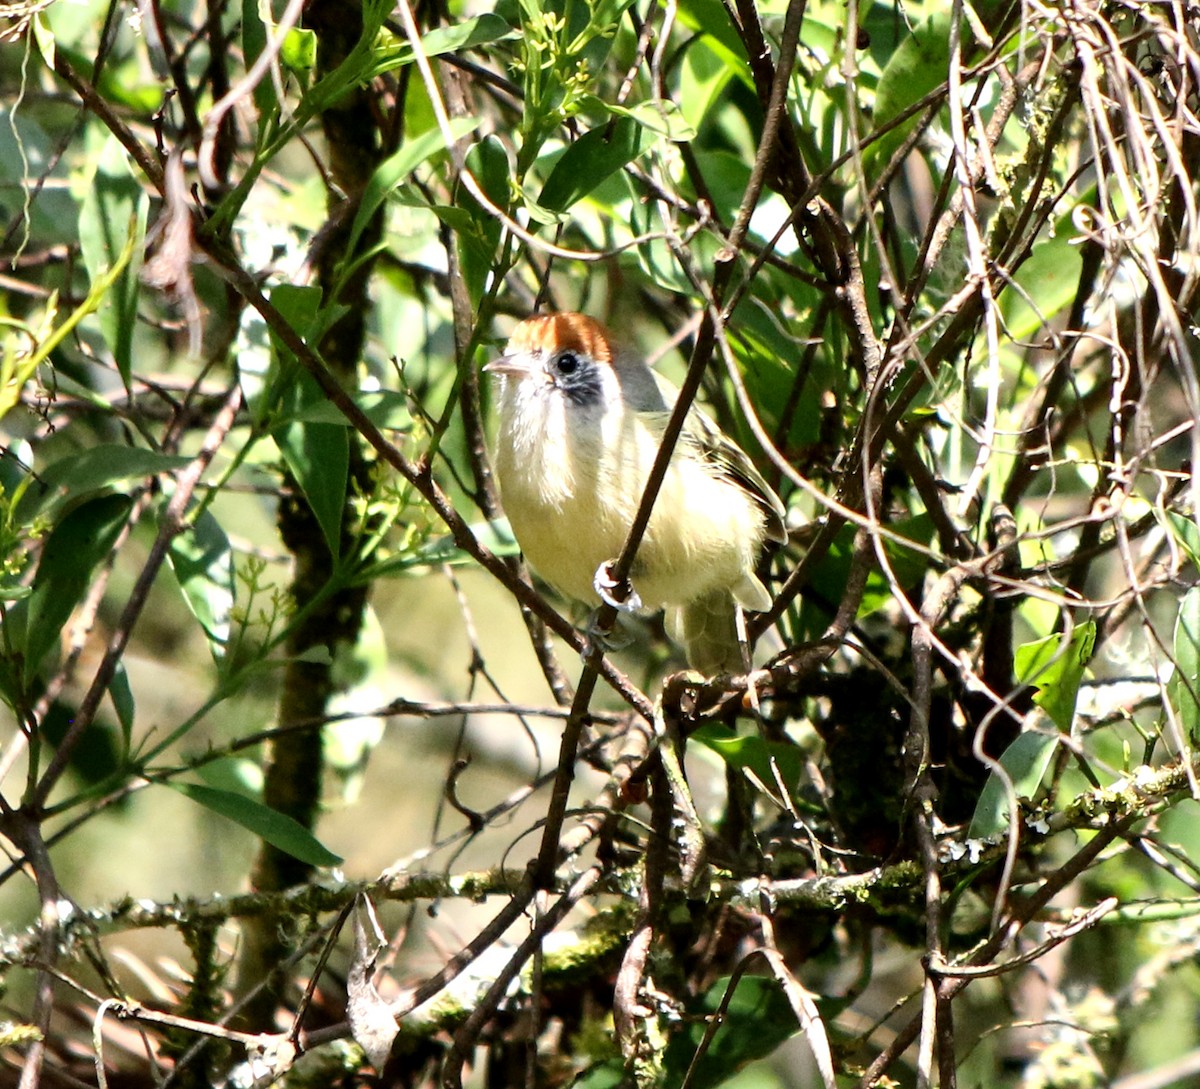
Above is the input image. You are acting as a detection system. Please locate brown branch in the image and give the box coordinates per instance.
[50,54,165,194]
[3,813,59,1089]
[613,758,670,1062]
[439,867,601,1088]
[856,812,1137,1087]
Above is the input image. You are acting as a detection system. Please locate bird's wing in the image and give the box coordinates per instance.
[679,407,788,544]
[643,373,788,544]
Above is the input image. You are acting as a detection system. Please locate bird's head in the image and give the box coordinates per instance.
[484,312,617,408]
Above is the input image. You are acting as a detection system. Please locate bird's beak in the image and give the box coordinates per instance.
[483,354,539,379]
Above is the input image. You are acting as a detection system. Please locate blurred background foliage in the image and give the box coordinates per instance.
[0,0,1199,1085]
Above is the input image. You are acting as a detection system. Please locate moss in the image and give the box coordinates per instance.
[541,903,635,988]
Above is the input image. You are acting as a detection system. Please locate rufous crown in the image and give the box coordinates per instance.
[506,312,616,364]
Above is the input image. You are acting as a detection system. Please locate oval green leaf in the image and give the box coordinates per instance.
[539,116,658,213]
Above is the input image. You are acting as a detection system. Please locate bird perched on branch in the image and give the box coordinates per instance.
[484,311,787,675]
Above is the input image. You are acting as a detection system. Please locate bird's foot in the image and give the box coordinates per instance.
[580,610,633,661]
[593,560,642,612]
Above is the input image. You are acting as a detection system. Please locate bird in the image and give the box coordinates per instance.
[484,311,787,675]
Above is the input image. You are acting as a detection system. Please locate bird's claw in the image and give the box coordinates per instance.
[593,561,642,612]
[580,611,633,662]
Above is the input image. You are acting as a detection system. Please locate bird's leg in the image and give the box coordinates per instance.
[734,603,753,673]
[735,604,763,716]
[580,610,633,661]
[580,561,641,662]
[593,560,643,612]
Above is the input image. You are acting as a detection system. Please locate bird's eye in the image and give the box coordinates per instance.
[556,351,579,375]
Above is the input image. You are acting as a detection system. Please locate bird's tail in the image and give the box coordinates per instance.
[667,588,747,676]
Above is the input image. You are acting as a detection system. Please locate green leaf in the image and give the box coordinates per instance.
[459,135,510,302]
[967,731,1059,839]
[800,515,934,637]
[539,116,658,212]
[1170,587,1200,741]
[0,104,74,243]
[78,136,149,389]
[293,0,393,113]
[288,389,412,431]
[109,661,135,750]
[0,442,40,534]
[1014,621,1096,732]
[361,12,517,80]
[24,493,133,682]
[678,36,738,134]
[242,0,274,116]
[347,117,480,257]
[41,697,123,787]
[32,10,54,69]
[584,96,697,141]
[1165,512,1200,570]
[168,507,235,657]
[998,223,1084,344]
[269,284,349,557]
[675,0,748,72]
[869,12,953,173]
[692,724,803,794]
[570,1062,624,1089]
[371,518,519,577]
[281,26,317,72]
[204,0,395,235]
[33,446,192,511]
[275,407,349,558]
[662,976,799,1088]
[169,781,343,867]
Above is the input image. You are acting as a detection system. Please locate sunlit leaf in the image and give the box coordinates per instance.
[540,117,658,212]
[287,389,412,431]
[362,13,517,79]
[169,781,343,866]
[78,137,149,388]
[998,223,1084,344]
[1014,621,1096,732]
[372,519,520,577]
[1166,512,1200,570]
[678,37,737,133]
[346,117,480,257]
[692,724,804,794]
[1170,587,1200,741]
[869,12,952,172]
[967,730,1059,839]
[675,0,748,72]
[168,507,235,657]
[281,27,317,72]
[585,96,697,141]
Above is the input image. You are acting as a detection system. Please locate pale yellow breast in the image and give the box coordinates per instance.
[494,393,767,610]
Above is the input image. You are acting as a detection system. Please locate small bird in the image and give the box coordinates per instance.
[484,312,787,675]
